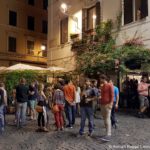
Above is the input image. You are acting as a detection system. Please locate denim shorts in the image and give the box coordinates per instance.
[139,95,149,108]
[29,100,36,109]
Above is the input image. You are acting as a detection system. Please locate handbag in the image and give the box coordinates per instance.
[51,104,59,113]
[35,105,43,113]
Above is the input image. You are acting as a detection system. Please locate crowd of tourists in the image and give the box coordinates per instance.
[0,74,149,142]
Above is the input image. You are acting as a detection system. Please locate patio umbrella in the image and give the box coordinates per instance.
[46,66,66,77]
[0,66,7,73]
[6,63,45,71]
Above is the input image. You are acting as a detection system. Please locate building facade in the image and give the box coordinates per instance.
[48,0,150,71]
[0,0,48,67]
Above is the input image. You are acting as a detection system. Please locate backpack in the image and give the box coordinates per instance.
[0,89,4,106]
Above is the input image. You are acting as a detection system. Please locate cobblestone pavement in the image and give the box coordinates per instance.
[0,111,150,150]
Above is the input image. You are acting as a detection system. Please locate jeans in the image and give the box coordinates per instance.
[79,107,94,134]
[111,102,116,126]
[100,104,112,136]
[66,101,76,126]
[0,105,5,133]
[16,102,27,126]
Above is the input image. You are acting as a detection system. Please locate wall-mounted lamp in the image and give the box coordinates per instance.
[60,3,68,13]
[38,44,46,55]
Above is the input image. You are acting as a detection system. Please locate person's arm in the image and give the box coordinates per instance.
[138,83,147,92]
[109,84,114,107]
[115,88,119,109]
[3,90,8,106]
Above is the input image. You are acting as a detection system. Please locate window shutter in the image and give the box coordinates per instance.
[124,0,133,24]
[96,1,101,26]
[141,0,148,18]
[82,8,87,37]
[60,17,68,44]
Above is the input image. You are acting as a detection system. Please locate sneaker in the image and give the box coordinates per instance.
[112,124,117,129]
[42,127,49,132]
[66,125,73,128]
[60,127,64,131]
[100,136,111,142]
[88,131,93,137]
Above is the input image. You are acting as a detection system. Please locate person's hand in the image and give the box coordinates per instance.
[115,104,118,109]
[107,103,113,109]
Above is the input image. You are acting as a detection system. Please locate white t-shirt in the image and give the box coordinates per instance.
[75,87,81,103]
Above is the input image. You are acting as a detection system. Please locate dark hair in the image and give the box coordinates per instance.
[54,83,62,90]
[65,79,70,84]
[0,82,4,87]
[20,78,26,84]
[100,74,108,80]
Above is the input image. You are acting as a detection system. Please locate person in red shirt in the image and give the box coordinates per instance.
[63,79,76,128]
[99,75,114,142]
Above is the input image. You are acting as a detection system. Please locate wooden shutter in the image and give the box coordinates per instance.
[141,0,148,18]
[124,0,133,24]
[96,1,101,26]
[82,8,87,37]
[60,17,68,44]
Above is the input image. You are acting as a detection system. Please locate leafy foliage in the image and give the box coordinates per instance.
[72,19,150,76]
[4,70,41,94]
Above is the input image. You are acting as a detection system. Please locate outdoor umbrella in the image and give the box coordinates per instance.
[0,66,7,72]
[6,63,45,71]
[46,66,66,77]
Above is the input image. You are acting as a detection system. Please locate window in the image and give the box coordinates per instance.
[87,7,96,30]
[124,0,148,25]
[60,17,68,44]
[8,36,16,52]
[27,16,35,31]
[42,20,48,34]
[9,11,17,26]
[43,0,48,10]
[27,40,34,54]
[82,2,101,32]
[28,0,34,6]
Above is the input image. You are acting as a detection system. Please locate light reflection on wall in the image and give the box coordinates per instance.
[68,10,82,38]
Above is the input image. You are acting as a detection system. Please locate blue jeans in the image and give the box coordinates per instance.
[0,105,5,133]
[79,107,94,134]
[65,101,76,126]
[111,102,116,126]
[16,102,27,126]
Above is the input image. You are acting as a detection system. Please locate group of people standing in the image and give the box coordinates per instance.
[0,74,119,142]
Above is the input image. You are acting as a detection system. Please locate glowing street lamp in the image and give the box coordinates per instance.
[60,3,68,13]
[41,45,46,51]
[38,44,46,55]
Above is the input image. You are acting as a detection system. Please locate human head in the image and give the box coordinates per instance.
[141,76,148,83]
[85,78,91,87]
[65,78,71,85]
[0,82,4,88]
[20,78,26,85]
[54,83,62,90]
[100,74,108,84]
[30,81,35,87]
[92,80,97,87]
[38,83,44,91]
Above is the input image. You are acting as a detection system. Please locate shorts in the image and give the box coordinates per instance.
[29,100,36,109]
[139,95,149,108]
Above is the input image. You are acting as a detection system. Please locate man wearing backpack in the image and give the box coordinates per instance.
[0,82,6,133]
